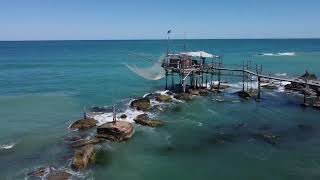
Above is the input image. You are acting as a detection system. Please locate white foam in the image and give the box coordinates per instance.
[0,143,15,150]
[94,108,145,125]
[259,52,296,56]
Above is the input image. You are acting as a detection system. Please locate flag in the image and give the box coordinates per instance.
[167,30,171,34]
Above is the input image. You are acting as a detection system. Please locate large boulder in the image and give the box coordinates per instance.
[174,93,193,101]
[47,171,71,180]
[134,114,164,127]
[285,82,304,91]
[130,98,151,111]
[237,91,250,99]
[96,121,134,142]
[188,89,200,95]
[69,118,97,131]
[155,95,172,102]
[71,144,95,171]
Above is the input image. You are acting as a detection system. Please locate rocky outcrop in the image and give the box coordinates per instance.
[134,114,164,127]
[120,114,127,119]
[237,91,250,99]
[47,171,71,180]
[130,98,151,111]
[96,121,134,142]
[188,89,200,95]
[71,144,95,171]
[199,89,209,96]
[155,95,172,102]
[284,82,304,92]
[174,93,193,101]
[69,118,97,131]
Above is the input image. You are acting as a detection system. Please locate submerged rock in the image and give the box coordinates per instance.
[253,133,280,145]
[199,89,209,96]
[70,138,105,148]
[174,93,193,101]
[155,94,172,102]
[134,114,164,127]
[47,171,71,180]
[96,121,134,142]
[69,118,97,131]
[188,89,200,95]
[72,144,95,171]
[130,98,151,111]
[237,91,250,99]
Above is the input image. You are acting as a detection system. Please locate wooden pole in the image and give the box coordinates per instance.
[256,64,261,100]
[165,71,168,90]
[83,106,86,119]
[242,61,245,92]
[171,73,174,89]
[217,58,221,91]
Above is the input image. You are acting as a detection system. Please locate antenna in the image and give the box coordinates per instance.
[167,29,171,55]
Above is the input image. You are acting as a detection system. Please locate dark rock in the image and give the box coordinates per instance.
[130,98,151,111]
[47,171,71,180]
[237,91,250,99]
[69,118,97,131]
[71,144,95,171]
[96,121,134,142]
[253,133,280,145]
[261,84,278,89]
[199,89,209,96]
[299,72,317,80]
[134,114,164,127]
[211,84,230,90]
[285,82,304,91]
[155,94,172,102]
[27,167,52,177]
[188,89,200,95]
[120,114,127,119]
[174,93,193,101]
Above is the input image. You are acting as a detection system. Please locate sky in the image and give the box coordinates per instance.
[0,0,320,40]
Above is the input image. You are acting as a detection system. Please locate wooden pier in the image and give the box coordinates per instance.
[162,51,320,105]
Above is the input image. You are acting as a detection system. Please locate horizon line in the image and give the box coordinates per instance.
[1,37,320,42]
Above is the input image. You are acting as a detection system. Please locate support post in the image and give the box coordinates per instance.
[165,71,168,90]
[171,73,174,89]
[217,59,221,92]
[83,106,86,119]
[242,61,245,92]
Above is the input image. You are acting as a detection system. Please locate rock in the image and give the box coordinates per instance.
[120,114,127,119]
[130,98,151,111]
[285,82,304,91]
[27,167,53,177]
[71,144,95,171]
[174,93,193,101]
[211,84,230,90]
[199,89,209,96]
[96,121,134,142]
[134,114,164,127]
[188,89,200,95]
[155,94,172,102]
[144,93,161,99]
[253,133,280,145]
[47,171,71,180]
[237,91,250,99]
[299,72,317,80]
[261,83,278,89]
[69,118,97,131]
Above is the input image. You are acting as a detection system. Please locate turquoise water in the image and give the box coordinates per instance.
[1,39,320,179]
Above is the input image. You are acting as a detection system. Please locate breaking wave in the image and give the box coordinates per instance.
[259,52,296,56]
[0,143,15,150]
[124,55,166,80]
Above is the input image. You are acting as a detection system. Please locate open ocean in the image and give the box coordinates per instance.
[1,39,320,180]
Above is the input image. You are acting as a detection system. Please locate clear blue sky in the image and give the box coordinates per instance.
[1,0,320,40]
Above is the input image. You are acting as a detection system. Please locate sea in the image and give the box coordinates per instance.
[1,39,320,180]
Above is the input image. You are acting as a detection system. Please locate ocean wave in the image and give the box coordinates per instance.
[258,52,296,57]
[0,143,15,150]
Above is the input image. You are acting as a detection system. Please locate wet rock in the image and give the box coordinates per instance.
[130,98,151,111]
[71,144,95,171]
[27,167,53,178]
[299,72,317,80]
[144,93,161,99]
[174,93,193,101]
[237,91,250,99]
[134,114,164,127]
[153,105,164,112]
[285,82,304,92]
[69,118,97,131]
[199,89,209,96]
[188,89,200,95]
[211,84,230,90]
[47,171,71,180]
[253,133,280,145]
[155,94,172,102]
[120,114,127,119]
[96,121,134,142]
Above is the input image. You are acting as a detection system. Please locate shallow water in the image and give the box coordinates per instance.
[1,39,320,179]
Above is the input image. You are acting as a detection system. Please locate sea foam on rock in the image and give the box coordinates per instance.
[96,121,134,142]
[72,144,96,171]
